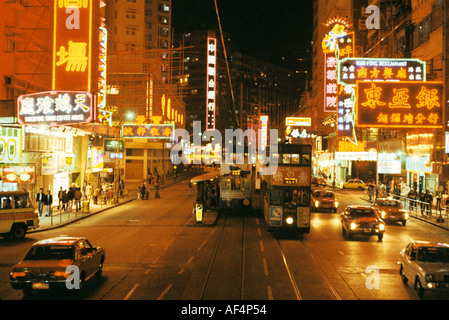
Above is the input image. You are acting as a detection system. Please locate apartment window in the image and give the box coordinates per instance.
[126,26,136,35]
[158,16,169,25]
[6,39,15,52]
[126,10,136,19]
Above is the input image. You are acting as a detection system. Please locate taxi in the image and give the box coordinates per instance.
[10,237,105,295]
[0,191,38,240]
[341,205,385,241]
[373,197,409,226]
[342,179,366,190]
[311,190,338,212]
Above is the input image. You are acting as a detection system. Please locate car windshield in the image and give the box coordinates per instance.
[314,192,334,198]
[348,209,376,218]
[24,245,74,260]
[377,200,402,208]
[417,246,449,263]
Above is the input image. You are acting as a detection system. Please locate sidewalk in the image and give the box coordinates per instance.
[30,170,219,232]
[361,193,449,231]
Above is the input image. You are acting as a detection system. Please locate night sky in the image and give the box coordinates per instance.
[171,0,314,69]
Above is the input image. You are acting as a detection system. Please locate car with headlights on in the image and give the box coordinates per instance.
[311,190,338,212]
[10,237,105,295]
[341,205,385,241]
[373,197,409,226]
[399,241,449,298]
[312,176,327,187]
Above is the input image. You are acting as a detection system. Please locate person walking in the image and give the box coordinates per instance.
[424,190,433,216]
[57,187,63,210]
[36,188,45,217]
[74,187,82,211]
[62,190,69,212]
[141,183,147,200]
[45,190,53,217]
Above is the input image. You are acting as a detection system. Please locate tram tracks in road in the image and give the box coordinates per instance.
[275,235,344,300]
[199,212,246,300]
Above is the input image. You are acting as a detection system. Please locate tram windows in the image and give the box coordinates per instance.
[291,154,300,164]
[271,188,310,206]
[302,154,311,166]
[282,154,291,164]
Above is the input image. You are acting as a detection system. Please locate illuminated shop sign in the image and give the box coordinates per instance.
[356,81,443,129]
[105,140,123,152]
[377,153,401,174]
[91,146,104,171]
[53,0,97,91]
[338,58,426,86]
[122,124,174,139]
[17,91,94,126]
[260,116,268,151]
[0,126,21,164]
[337,84,356,139]
[1,166,35,184]
[206,37,217,130]
[285,117,311,127]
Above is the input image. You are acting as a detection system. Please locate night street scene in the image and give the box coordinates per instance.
[2,0,449,316]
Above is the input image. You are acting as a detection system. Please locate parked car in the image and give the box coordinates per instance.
[399,241,449,298]
[10,237,105,295]
[341,205,385,241]
[373,198,409,226]
[313,177,327,187]
[311,190,338,212]
[342,179,366,190]
[0,191,38,240]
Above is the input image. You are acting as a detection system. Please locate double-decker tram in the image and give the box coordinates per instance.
[260,144,312,233]
[219,163,253,212]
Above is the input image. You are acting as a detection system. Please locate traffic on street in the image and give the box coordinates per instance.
[1,180,449,301]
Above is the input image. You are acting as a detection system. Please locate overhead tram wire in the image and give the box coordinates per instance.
[213,0,240,129]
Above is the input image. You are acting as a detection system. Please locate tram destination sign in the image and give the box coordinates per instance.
[17,91,94,126]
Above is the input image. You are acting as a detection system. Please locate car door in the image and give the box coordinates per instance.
[77,240,94,278]
[402,244,416,280]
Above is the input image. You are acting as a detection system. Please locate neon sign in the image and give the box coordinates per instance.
[356,81,443,129]
[122,124,174,140]
[338,58,426,86]
[206,37,217,130]
[52,0,96,91]
[17,91,93,126]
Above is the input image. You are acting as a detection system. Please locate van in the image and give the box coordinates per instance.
[0,191,39,240]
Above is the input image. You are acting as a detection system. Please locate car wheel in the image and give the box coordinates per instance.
[414,277,425,299]
[402,220,407,226]
[399,265,407,283]
[95,257,105,280]
[358,186,364,191]
[22,287,33,296]
[378,234,383,241]
[11,224,26,240]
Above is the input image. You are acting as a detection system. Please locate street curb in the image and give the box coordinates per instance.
[29,197,136,234]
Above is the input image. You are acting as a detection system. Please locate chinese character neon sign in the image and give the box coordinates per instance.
[356,81,443,129]
[206,37,217,130]
[17,91,93,126]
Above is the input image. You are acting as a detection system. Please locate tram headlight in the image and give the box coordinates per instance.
[314,200,320,208]
[286,217,294,225]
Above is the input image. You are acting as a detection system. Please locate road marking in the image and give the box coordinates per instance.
[338,250,344,255]
[259,239,265,253]
[257,227,262,237]
[262,257,269,276]
[187,256,194,264]
[123,284,139,300]
[164,238,174,251]
[157,283,172,300]
[267,285,274,300]
[178,268,185,275]
[145,268,151,275]
[197,239,208,251]
[256,218,260,225]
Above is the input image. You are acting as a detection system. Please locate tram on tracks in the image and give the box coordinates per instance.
[260,144,312,233]
[219,163,253,212]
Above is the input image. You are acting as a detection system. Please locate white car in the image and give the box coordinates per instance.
[398,241,449,298]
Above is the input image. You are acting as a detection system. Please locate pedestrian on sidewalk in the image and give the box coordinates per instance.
[141,183,147,200]
[74,187,82,211]
[57,187,63,210]
[62,190,69,212]
[36,188,45,217]
[45,190,53,217]
[424,190,433,216]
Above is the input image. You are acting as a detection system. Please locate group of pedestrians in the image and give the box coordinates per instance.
[36,188,53,217]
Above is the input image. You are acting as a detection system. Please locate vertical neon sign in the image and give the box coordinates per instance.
[206,37,217,130]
